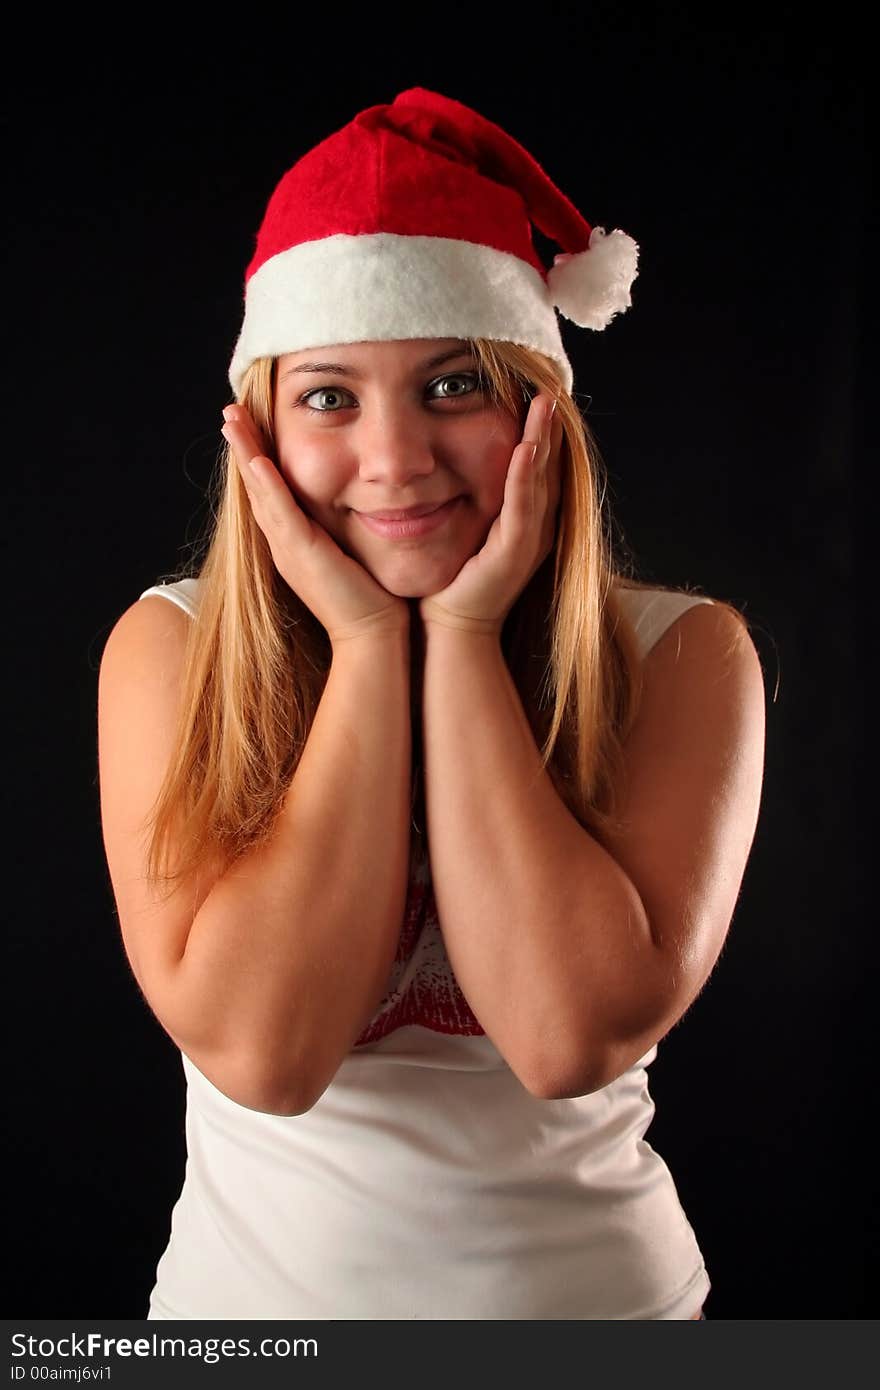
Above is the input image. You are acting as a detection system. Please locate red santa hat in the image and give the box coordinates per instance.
[229,87,639,397]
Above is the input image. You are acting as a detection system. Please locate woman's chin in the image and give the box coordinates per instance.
[351,544,470,600]
[367,560,468,600]
[370,577,447,601]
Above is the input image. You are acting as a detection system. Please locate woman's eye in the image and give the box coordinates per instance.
[297,373,481,413]
[427,372,480,399]
[299,386,355,412]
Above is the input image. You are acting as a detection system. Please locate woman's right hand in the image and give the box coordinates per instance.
[222,406,410,646]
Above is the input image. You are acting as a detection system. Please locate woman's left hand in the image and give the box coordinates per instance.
[419,393,563,635]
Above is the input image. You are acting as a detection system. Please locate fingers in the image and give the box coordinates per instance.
[220,404,274,482]
[522,397,562,565]
[511,394,557,502]
[516,393,557,491]
[220,405,311,549]
[521,392,557,451]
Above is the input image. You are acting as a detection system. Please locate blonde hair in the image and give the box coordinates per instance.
[143,339,750,895]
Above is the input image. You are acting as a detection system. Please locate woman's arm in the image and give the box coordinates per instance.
[420,601,765,1099]
[99,597,412,1116]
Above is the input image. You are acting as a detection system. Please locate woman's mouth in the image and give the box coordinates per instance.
[355,497,463,539]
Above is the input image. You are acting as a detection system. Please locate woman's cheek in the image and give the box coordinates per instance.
[481,450,514,514]
[276,448,334,509]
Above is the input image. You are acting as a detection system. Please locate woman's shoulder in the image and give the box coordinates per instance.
[138,576,201,620]
[612,578,715,661]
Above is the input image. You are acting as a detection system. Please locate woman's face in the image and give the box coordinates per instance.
[272,338,522,599]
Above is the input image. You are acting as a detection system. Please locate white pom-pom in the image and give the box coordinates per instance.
[547,226,640,329]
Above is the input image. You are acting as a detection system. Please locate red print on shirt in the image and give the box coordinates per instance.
[354,853,485,1045]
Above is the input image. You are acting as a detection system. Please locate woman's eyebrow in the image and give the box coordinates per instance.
[279,347,477,382]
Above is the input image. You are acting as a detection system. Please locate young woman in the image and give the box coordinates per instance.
[97,87,765,1320]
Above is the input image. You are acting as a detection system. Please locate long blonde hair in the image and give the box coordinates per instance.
[143,338,748,895]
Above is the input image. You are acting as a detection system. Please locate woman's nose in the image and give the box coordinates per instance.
[356,411,437,484]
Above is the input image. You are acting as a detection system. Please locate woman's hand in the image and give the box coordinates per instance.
[418,393,563,635]
[222,406,410,646]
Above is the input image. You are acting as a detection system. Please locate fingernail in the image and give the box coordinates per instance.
[222,406,236,422]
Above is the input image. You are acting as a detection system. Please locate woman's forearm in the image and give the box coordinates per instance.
[170,626,412,1114]
[420,622,652,1099]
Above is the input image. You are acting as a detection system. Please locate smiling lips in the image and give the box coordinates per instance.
[358,499,456,520]
[355,497,462,539]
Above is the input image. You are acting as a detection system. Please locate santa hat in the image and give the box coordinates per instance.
[228,87,639,397]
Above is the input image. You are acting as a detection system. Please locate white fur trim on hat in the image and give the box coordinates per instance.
[228,233,574,396]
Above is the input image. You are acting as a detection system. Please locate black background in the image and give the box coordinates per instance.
[6,8,872,1319]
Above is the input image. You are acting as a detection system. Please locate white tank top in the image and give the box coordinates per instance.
[137,576,714,1320]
